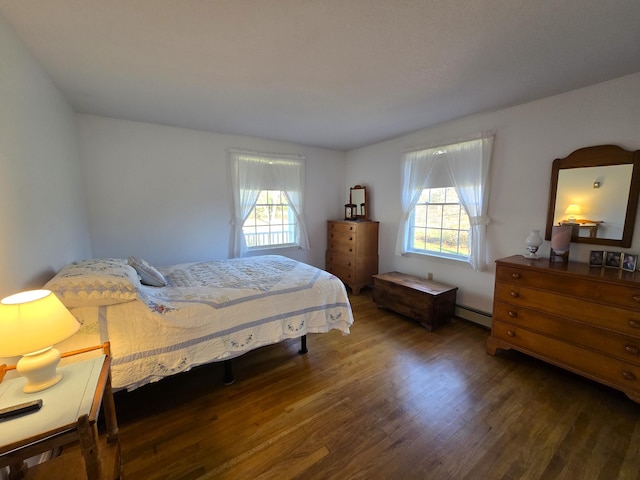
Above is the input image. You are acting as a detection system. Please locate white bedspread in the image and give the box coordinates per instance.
[69,256,353,390]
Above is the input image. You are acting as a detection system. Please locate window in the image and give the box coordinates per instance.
[229,149,308,257]
[395,132,494,270]
[409,187,470,258]
[243,190,296,249]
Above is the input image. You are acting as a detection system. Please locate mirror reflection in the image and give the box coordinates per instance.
[350,185,367,219]
[553,164,633,240]
[545,145,640,248]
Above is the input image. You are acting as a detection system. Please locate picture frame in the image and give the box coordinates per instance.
[604,251,622,269]
[622,253,637,272]
[588,250,604,267]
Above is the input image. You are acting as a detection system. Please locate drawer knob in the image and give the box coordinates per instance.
[633,295,640,302]
[511,273,521,280]
[508,311,518,318]
[349,248,353,253]
[624,345,639,355]
[629,320,640,329]
[349,237,353,241]
[506,330,516,337]
[509,291,519,298]
[621,371,637,381]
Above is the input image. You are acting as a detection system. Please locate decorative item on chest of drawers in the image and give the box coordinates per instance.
[326,220,379,295]
[487,255,640,403]
[344,204,357,220]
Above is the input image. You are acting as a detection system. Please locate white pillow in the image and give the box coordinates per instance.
[44,258,141,308]
[127,256,167,287]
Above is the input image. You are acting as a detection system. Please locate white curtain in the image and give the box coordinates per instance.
[228,149,309,257]
[395,131,495,271]
[394,148,439,256]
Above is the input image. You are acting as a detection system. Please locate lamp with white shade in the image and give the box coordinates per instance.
[0,289,79,393]
[564,204,582,223]
[524,229,543,259]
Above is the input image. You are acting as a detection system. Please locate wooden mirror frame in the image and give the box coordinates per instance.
[350,185,367,220]
[545,145,640,248]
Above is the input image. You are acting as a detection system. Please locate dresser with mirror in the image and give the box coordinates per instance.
[489,145,640,402]
[328,185,378,295]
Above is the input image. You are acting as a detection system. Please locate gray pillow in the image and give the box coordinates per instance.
[127,256,167,287]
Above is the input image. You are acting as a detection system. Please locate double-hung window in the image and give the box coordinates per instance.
[229,149,308,257]
[243,190,295,248]
[395,132,494,271]
[410,186,471,258]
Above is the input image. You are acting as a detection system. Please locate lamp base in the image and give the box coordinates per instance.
[16,347,63,393]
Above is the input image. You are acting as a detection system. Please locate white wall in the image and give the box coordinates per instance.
[77,115,346,268]
[346,73,640,319]
[3,1,640,324]
[0,14,91,298]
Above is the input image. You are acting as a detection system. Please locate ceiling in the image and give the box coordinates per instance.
[1,1,640,151]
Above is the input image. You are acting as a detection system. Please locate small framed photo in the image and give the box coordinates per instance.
[604,251,622,269]
[622,253,637,272]
[589,250,604,267]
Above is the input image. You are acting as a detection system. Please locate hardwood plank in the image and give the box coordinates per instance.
[77,291,640,479]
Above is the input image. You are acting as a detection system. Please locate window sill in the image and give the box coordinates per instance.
[403,250,470,265]
[247,244,299,253]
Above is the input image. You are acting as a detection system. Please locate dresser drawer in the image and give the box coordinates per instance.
[493,301,640,365]
[496,265,640,311]
[328,221,358,235]
[326,264,356,284]
[327,225,358,254]
[491,320,640,393]
[326,251,355,270]
[494,282,640,337]
[328,239,356,255]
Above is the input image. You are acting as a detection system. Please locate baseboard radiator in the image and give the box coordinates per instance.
[455,304,492,329]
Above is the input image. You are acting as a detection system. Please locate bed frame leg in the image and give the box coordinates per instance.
[299,335,308,355]
[223,337,306,384]
[223,360,235,385]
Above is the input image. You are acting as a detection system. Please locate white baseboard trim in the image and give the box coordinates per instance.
[455,304,492,329]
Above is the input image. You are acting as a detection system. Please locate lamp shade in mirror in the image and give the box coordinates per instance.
[563,204,582,222]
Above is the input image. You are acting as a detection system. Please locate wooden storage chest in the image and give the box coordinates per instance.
[372,271,458,331]
[487,255,640,403]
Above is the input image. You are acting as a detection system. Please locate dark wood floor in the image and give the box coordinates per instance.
[110,290,640,480]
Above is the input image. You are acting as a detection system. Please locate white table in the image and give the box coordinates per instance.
[0,346,121,479]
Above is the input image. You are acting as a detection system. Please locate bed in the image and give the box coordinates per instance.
[44,255,353,391]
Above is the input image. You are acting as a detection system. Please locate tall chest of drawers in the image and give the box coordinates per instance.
[326,220,379,295]
[487,255,640,402]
